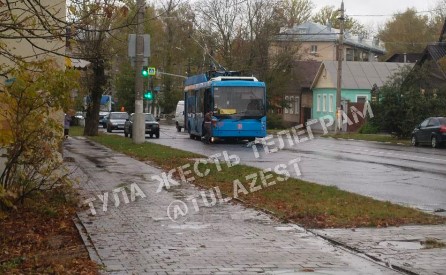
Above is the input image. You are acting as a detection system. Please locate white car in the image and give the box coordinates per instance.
[174,100,184,132]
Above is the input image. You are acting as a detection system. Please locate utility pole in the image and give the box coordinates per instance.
[132,0,145,144]
[335,1,345,133]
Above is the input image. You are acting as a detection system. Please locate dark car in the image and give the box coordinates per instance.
[99,112,109,128]
[124,113,160,138]
[106,112,129,132]
[411,117,446,148]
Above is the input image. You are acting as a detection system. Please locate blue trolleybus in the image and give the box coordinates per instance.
[184,71,267,142]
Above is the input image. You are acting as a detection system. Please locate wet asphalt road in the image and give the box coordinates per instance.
[106,123,446,215]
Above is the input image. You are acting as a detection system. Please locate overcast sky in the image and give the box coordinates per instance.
[313,0,440,32]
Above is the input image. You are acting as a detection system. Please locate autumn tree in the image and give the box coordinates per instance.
[312,5,368,36]
[68,0,134,136]
[154,0,195,113]
[0,61,79,208]
[378,8,438,60]
[277,0,313,28]
[194,0,242,69]
[428,0,446,40]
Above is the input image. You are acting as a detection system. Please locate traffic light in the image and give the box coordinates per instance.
[144,90,153,100]
[141,66,149,77]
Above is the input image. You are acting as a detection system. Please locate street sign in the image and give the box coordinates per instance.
[148,67,156,76]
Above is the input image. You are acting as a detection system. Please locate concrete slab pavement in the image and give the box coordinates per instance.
[64,136,443,274]
[313,226,446,275]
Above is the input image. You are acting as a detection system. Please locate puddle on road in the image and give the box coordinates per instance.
[378,240,423,250]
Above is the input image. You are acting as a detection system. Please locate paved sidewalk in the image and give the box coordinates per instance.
[66,137,404,274]
[313,226,446,275]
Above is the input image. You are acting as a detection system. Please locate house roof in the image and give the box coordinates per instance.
[311,61,414,90]
[292,61,321,89]
[276,22,385,55]
[425,43,446,62]
[385,53,423,63]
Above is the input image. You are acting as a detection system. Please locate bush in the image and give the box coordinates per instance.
[0,61,79,208]
[358,122,380,134]
[371,64,446,138]
[267,113,285,129]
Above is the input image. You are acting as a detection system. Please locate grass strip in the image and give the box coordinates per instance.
[87,134,444,228]
[322,133,411,145]
[69,126,84,137]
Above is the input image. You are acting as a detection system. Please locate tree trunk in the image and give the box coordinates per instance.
[84,60,106,136]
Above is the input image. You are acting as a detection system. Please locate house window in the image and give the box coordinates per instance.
[346,48,354,61]
[289,96,294,114]
[284,96,289,114]
[361,52,369,61]
[310,45,317,53]
[322,94,327,112]
[317,95,321,112]
[357,96,367,103]
[329,95,334,112]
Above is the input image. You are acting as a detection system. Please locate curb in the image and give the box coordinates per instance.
[307,229,419,275]
[73,214,104,268]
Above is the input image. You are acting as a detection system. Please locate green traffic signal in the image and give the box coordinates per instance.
[144,91,153,100]
[141,66,149,77]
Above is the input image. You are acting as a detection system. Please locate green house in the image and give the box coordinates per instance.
[310,61,413,120]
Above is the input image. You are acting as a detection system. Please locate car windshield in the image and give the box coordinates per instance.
[145,114,155,121]
[110,113,128,119]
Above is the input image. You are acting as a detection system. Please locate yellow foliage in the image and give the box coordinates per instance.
[438,57,446,74]
[0,60,80,203]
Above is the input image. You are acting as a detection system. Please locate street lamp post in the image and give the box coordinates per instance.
[335,1,345,134]
[132,0,145,144]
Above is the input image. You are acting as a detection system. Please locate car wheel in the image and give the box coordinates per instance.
[432,136,439,148]
[124,129,128,137]
[155,133,160,139]
[150,134,153,138]
[107,125,112,133]
[102,123,106,129]
[411,135,418,146]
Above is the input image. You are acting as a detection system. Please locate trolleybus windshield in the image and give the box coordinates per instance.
[213,86,265,117]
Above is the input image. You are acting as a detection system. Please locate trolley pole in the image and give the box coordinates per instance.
[335,1,345,134]
[132,0,145,144]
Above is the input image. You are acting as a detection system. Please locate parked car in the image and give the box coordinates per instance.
[124,113,160,138]
[99,111,109,128]
[72,111,85,126]
[411,117,446,148]
[174,100,184,132]
[106,112,129,132]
